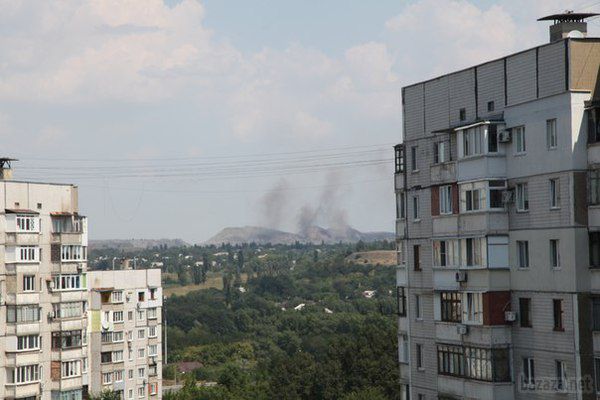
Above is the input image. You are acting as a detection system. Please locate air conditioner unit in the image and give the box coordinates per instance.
[504,311,517,322]
[501,189,514,204]
[498,130,511,143]
[457,324,469,335]
[455,271,468,282]
[48,281,55,292]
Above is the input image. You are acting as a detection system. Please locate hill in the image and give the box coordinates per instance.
[203,225,394,245]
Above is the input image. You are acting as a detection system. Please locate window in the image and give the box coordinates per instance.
[7,305,40,323]
[394,144,405,173]
[519,298,532,327]
[465,189,481,211]
[148,344,158,356]
[138,386,146,398]
[550,179,560,208]
[459,108,466,121]
[514,126,526,153]
[460,182,486,212]
[138,367,145,378]
[115,370,124,382]
[61,360,81,378]
[413,245,421,271]
[17,335,40,351]
[138,329,145,339]
[589,107,600,143]
[148,308,157,319]
[113,311,124,323]
[488,124,498,153]
[590,232,600,268]
[138,291,145,302]
[149,325,158,338]
[553,299,563,331]
[16,215,38,232]
[112,291,123,303]
[82,358,88,373]
[434,141,447,164]
[128,311,134,321]
[440,292,461,322]
[463,238,484,267]
[487,101,495,112]
[416,344,423,369]
[129,389,134,400]
[149,382,158,395]
[138,348,145,358]
[60,245,86,261]
[595,358,600,393]
[16,246,39,262]
[547,119,557,149]
[439,185,452,214]
[555,361,567,391]
[396,192,405,219]
[101,331,113,344]
[415,295,422,319]
[516,183,529,211]
[53,302,84,319]
[399,334,409,364]
[113,331,124,342]
[590,170,600,205]
[412,196,419,220]
[433,240,459,267]
[489,180,506,209]
[522,357,535,388]
[462,126,483,157]
[8,364,40,384]
[128,369,134,379]
[52,331,82,350]
[102,372,112,385]
[463,292,482,324]
[23,275,35,292]
[101,352,112,364]
[397,287,407,316]
[113,350,124,362]
[550,240,560,268]
[150,288,157,300]
[437,344,510,382]
[593,297,600,331]
[137,310,145,321]
[517,241,529,268]
[52,274,84,291]
[52,390,83,400]
[411,146,418,171]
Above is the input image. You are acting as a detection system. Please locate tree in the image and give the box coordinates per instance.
[89,390,121,400]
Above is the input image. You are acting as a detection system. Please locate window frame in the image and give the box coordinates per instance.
[514,126,526,154]
[547,118,558,150]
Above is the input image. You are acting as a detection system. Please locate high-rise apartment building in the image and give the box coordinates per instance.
[394,13,600,399]
[0,160,162,400]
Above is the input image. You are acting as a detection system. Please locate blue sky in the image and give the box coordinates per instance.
[1,0,598,242]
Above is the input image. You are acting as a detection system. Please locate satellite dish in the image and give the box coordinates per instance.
[567,30,584,38]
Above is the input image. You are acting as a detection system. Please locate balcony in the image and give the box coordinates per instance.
[437,376,513,399]
[4,293,40,306]
[432,268,510,291]
[3,382,40,399]
[458,212,508,235]
[435,323,511,346]
[396,219,406,239]
[430,161,456,184]
[5,232,40,246]
[394,173,405,191]
[4,351,41,368]
[457,154,506,182]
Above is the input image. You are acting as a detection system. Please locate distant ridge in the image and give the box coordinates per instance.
[203,225,394,246]
[89,238,189,250]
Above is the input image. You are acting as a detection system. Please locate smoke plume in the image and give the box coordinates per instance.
[259,178,290,229]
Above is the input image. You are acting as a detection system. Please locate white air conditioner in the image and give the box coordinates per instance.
[455,271,468,282]
[456,324,469,335]
[504,311,517,322]
[498,130,511,142]
[501,189,514,204]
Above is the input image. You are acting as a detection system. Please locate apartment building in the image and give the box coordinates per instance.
[0,160,162,400]
[87,269,163,400]
[394,13,600,400]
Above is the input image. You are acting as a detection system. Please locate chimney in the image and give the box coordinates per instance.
[0,158,17,180]
[538,11,599,42]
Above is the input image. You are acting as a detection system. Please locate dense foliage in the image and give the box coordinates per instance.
[160,244,401,400]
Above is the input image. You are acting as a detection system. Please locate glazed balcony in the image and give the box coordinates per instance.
[433,212,508,237]
[434,323,511,346]
[437,376,513,399]
[432,267,511,292]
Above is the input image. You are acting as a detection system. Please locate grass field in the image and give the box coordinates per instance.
[345,250,396,266]
[163,272,249,297]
